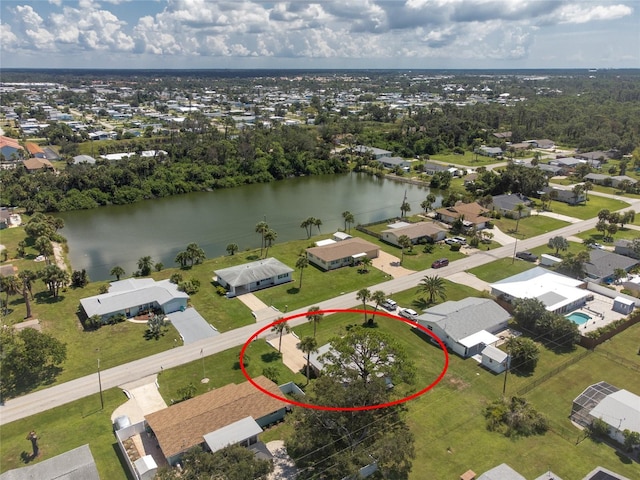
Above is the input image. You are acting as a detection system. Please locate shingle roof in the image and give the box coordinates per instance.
[584,250,638,279]
[0,444,100,480]
[491,193,530,211]
[145,376,285,459]
[306,237,379,263]
[417,298,510,341]
[478,463,526,480]
[22,157,53,170]
[381,222,445,241]
[215,257,293,288]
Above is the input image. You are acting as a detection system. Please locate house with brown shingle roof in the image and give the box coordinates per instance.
[145,376,288,465]
[22,157,54,173]
[306,237,379,271]
[381,222,446,247]
[435,202,491,230]
[25,142,46,158]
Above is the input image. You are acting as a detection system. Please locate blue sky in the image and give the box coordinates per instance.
[1,1,638,69]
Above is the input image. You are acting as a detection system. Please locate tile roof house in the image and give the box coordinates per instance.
[435,202,491,230]
[0,136,24,161]
[306,237,379,271]
[381,222,446,247]
[490,267,590,314]
[25,142,46,158]
[79,278,189,322]
[571,381,640,446]
[215,257,293,297]
[584,249,639,284]
[22,157,55,173]
[416,298,511,358]
[145,376,287,465]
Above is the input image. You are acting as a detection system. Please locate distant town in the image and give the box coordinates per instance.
[1,69,639,480]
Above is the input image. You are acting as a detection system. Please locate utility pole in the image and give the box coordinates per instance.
[97,358,104,409]
[511,237,518,264]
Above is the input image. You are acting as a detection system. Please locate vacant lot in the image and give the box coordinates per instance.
[491,215,569,239]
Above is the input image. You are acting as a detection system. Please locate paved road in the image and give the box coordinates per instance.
[2,198,638,425]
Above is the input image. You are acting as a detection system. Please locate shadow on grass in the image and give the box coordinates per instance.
[615,451,633,465]
[20,451,37,464]
[34,291,65,305]
[261,351,282,363]
[112,443,137,480]
[286,287,300,295]
[246,254,260,261]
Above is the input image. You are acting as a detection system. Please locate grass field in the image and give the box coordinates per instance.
[574,227,640,245]
[544,195,630,220]
[467,257,537,283]
[491,215,569,239]
[429,152,500,167]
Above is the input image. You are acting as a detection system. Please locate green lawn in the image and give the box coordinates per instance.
[544,195,630,220]
[574,227,640,245]
[0,388,130,479]
[491,215,569,239]
[429,152,500,167]
[467,258,536,283]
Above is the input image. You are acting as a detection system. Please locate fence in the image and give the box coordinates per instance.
[594,350,640,373]
[579,312,640,349]
[516,349,592,396]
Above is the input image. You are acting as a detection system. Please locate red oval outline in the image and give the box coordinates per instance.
[240,308,449,412]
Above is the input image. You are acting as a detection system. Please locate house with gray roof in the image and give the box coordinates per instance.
[614,239,640,260]
[490,193,531,219]
[416,298,511,358]
[476,145,503,158]
[525,162,563,176]
[477,463,526,480]
[353,145,392,160]
[215,257,293,297]
[80,278,189,322]
[424,162,449,175]
[541,185,585,205]
[0,444,100,480]
[584,249,639,284]
[581,467,632,480]
[376,156,412,169]
[481,345,510,374]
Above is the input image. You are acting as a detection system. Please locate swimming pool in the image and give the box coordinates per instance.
[566,311,592,325]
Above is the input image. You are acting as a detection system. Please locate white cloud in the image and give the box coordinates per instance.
[556,3,633,24]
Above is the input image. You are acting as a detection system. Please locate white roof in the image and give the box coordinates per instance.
[590,390,640,433]
[490,267,589,312]
[333,231,352,241]
[133,455,157,475]
[203,416,262,453]
[459,330,499,348]
[315,239,337,247]
[482,345,509,363]
[614,296,635,306]
[215,257,293,288]
[352,252,367,259]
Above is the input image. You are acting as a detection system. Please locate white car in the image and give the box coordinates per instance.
[398,308,418,321]
[381,299,397,311]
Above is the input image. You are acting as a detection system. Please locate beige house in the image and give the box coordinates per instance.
[435,202,491,230]
[381,222,446,247]
[306,237,379,271]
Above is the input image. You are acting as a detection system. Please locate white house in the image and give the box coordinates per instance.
[416,298,511,358]
[215,257,293,297]
[481,345,510,374]
[381,222,446,247]
[306,237,379,271]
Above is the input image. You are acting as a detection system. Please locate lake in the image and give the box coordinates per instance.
[58,173,443,280]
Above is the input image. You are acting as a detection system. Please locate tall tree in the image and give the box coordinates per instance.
[306,306,324,337]
[137,256,153,276]
[313,217,323,234]
[174,251,189,268]
[398,234,412,265]
[505,336,540,374]
[110,265,125,281]
[263,229,277,258]
[300,217,315,239]
[34,236,53,263]
[255,221,269,257]
[370,290,387,324]
[342,210,355,232]
[295,255,308,289]
[514,203,526,232]
[18,270,37,319]
[356,288,371,322]
[226,243,238,256]
[1,275,20,314]
[186,242,206,266]
[547,236,569,256]
[38,265,69,298]
[418,275,447,304]
[271,318,290,353]
[400,200,411,218]
[299,336,318,384]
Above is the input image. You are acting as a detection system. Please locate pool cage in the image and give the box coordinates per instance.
[570,381,619,428]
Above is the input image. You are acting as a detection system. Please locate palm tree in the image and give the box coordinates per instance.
[263,229,277,258]
[547,236,568,256]
[306,306,324,337]
[342,211,355,232]
[418,275,447,304]
[358,256,372,273]
[370,290,386,324]
[299,336,318,384]
[110,265,125,281]
[271,318,290,353]
[137,256,153,276]
[313,218,322,234]
[400,200,411,218]
[398,235,412,264]
[174,251,189,268]
[1,275,20,315]
[186,243,206,266]
[226,243,239,256]
[18,270,37,319]
[300,217,315,239]
[296,255,308,289]
[572,184,585,205]
[34,236,53,263]
[356,288,371,322]
[514,203,526,232]
[255,221,269,257]
[583,181,593,200]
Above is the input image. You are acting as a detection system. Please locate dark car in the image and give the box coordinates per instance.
[516,251,538,262]
[432,258,449,268]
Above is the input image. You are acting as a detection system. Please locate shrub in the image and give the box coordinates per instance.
[589,417,610,438]
[170,273,183,284]
[216,286,227,296]
[469,236,480,247]
[450,244,461,252]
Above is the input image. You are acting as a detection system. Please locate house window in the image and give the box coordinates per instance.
[277,273,288,279]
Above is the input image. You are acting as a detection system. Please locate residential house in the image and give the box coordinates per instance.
[79,278,189,322]
[144,376,288,466]
[376,156,412,169]
[214,257,294,297]
[0,207,11,230]
[22,157,55,173]
[0,444,100,480]
[353,145,392,160]
[490,193,532,219]
[584,249,639,284]
[584,173,637,189]
[477,463,526,480]
[306,237,379,271]
[549,156,582,173]
[614,239,639,260]
[581,467,632,480]
[481,345,510,374]
[575,150,615,162]
[492,131,512,139]
[25,142,46,158]
[72,154,97,165]
[0,264,17,277]
[541,186,586,205]
[571,381,640,445]
[0,136,24,161]
[528,139,555,149]
[416,298,511,358]
[381,222,446,247]
[525,163,563,177]
[424,162,449,175]
[611,175,638,189]
[508,142,531,151]
[435,202,491,230]
[463,172,478,186]
[490,267,590,314]
[476,145,503,158]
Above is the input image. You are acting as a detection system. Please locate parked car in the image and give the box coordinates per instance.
[398,308,418,321]
[432,258,449,268]
[381,299,397,311]
[516,251,538,262]
[453,236,467,245]
[444,238,457,245]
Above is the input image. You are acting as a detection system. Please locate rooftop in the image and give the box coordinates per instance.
[214,257,293,287]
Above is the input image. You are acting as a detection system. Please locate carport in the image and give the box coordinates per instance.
[167,307,218,344]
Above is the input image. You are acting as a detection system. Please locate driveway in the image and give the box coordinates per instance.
[271,333,307,374]
[536,210,583,224]
[111,374,167,424]
[486,225,515,246]
[371,250,415,278]
[446,271,491,292]
[266,440,298,480]
[167,307,219,344]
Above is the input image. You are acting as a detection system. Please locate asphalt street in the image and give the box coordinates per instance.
[1,196,637,426]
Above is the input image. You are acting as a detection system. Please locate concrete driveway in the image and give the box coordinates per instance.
[271,333,307,374]
[111,374,167,424]
[267,440,298,480]
[371,250,415,278]
[446,271,491,292]
[167,307,219,344]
